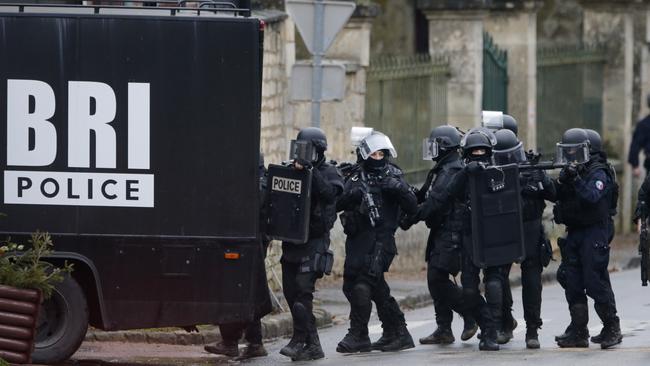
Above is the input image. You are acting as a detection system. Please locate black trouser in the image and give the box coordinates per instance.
[461,256,509,333]
[342,272,406,334]
[502,257,544,330]
[220,319,263,346]
[556,224,618,322]
[427,265,464,328]
[282,261,320,341]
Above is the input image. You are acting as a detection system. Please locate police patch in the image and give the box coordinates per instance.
[595,180,604,191]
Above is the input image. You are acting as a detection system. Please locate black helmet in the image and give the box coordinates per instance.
[493,129,525,165]
[556,128,590,164]
[423,125,461,160]
[561,128,589,145]
[297,127,328,152]
[429,125,461,148]
[461,130,494,160]
[502,114,519,136]
[584,129,602,154]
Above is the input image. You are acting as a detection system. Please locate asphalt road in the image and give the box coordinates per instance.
[70,269,650,366]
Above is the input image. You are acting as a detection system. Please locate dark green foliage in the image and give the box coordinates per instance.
[0,232,73,299]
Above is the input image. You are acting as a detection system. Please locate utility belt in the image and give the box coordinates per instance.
[299,250,334,275]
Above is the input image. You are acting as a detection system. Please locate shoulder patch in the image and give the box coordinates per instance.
[595,180,605,191]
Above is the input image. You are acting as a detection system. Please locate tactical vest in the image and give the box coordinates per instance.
[425,159,466,237]
[554,162,615,227]
[309,162,339,238]
[520,171,546,223]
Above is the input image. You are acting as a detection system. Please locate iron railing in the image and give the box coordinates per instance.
[366,54,450,183]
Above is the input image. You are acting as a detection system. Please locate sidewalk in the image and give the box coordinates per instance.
[85,234,641,345]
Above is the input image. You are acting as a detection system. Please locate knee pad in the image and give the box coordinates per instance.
[556,265,568,289]
[485,280,502,305]
[292,302,308,323]
[351,282,372,306]
[462,287,480,307]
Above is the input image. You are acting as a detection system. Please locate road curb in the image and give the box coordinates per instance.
[85,307,332,345]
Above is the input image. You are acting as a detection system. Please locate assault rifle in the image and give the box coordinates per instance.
[359,170,381,228]
[640,216,649,286]
[517,151,566,171]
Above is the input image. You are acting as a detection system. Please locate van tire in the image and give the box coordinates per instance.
[32,275,89,364]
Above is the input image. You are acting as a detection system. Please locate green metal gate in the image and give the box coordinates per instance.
[365,54,449,183]
[537,44,606,156]
[483,32,508,113]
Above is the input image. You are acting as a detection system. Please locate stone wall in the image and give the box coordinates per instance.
[258,12,295,165]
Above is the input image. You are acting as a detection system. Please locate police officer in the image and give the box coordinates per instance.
[491,129,555,349]
[279,128,343,361]
[628,94,650,177]
[335,131,418,353]
[553,128,621,349]
[401,125,478,345]
[445,128,504,351]
[204,152,272,359]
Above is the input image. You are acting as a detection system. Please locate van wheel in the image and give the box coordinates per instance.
[32,275,89,364]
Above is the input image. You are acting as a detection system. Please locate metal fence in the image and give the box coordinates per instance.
[365,54,449,183]
[537,44,607,156]
[483,32,508,113]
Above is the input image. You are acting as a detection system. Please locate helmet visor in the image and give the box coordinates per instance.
[460,127,498,148]
[492,142,526,166]
[555,142,590,164]
[350,127,374,147]
[481,110,504,130]
[422,138,440,160]
[289,140,318,163]
[359,133,398,160]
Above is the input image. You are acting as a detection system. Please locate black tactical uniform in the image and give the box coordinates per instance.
[553,128,621,350]
[490,129,555,349]
[335,132,418,354]
[444,129,507,351]
[279,128,343,361]
[403,125,478,345]
[206,152,272,359]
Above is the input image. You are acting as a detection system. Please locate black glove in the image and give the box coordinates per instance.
[466,161,483,174]
[558,165,578,184]
[347,186,364,201]
[382,176,407,193]
[295,158,312,170]
[528,169,545,183]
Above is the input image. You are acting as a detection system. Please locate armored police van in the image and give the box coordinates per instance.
[0,1,265,362]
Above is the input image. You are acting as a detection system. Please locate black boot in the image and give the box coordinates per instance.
[599,318,622,349]
[292,331,325,361]
[204,341,239,357]
[479,328,500,351]
[461,316,479,341]
[336,329,371,353]
[497,318,518,344]
[281,303,308,358]
[419,325,455,345]
[381,325,415,352]
[371,327,395,351]
[525,327,540,349]
[557,304,589,348]
[555,322,575,342]
[280,335,304,358]
[590,328,605,344]
[594,303,622,349]
[236,343,267,360]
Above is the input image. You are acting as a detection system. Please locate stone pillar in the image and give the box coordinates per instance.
[581,0,636,233]
[484,1,542,150]
[419,0,489,131]
[288,4,380,163]
[640,8,650,121]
